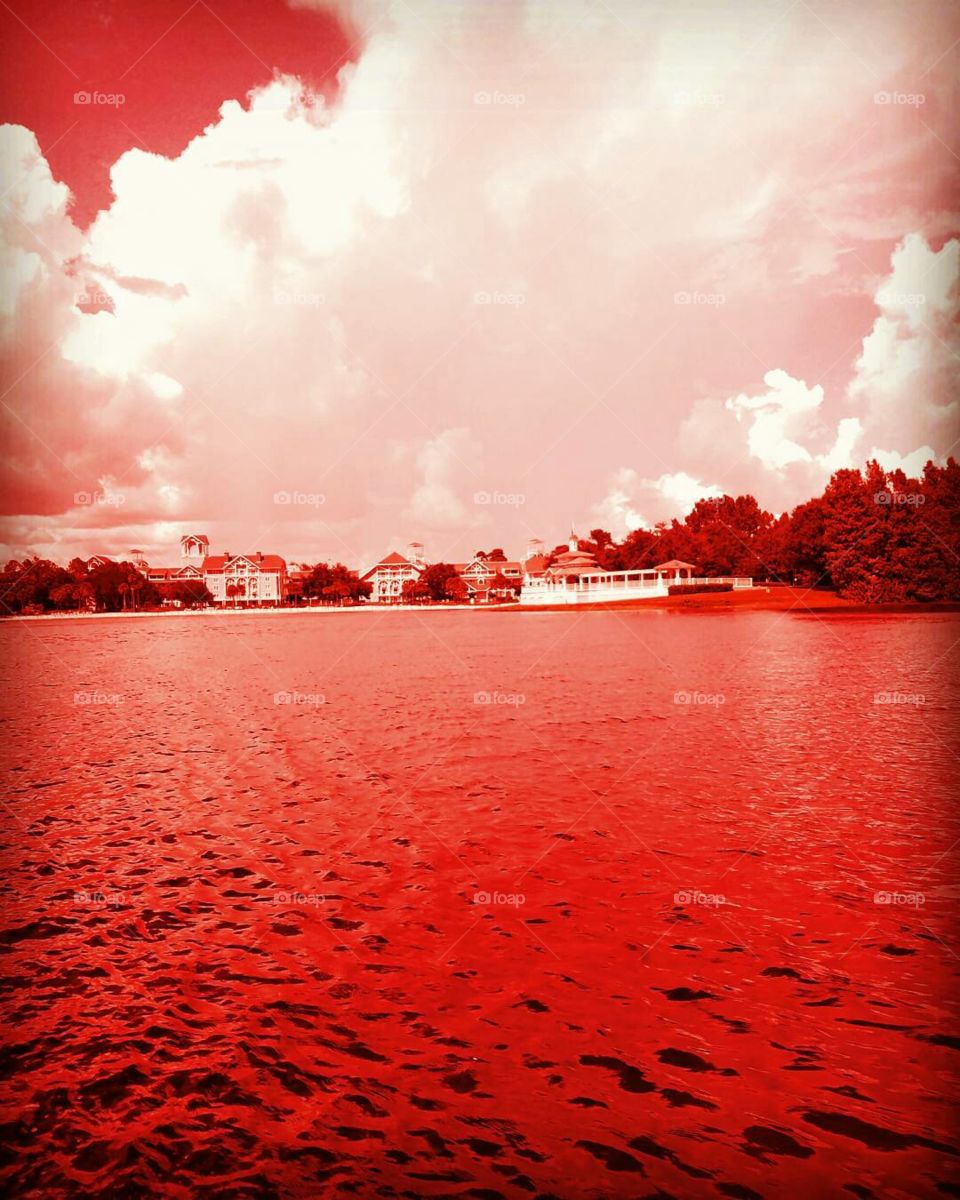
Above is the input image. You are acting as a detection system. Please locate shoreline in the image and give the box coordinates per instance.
[5,587,959,623]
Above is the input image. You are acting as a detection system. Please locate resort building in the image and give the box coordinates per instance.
[519,534,752,604]
[362,543,426,603]
[543,529,603,583]
[142,534,207,586]
[453,556,524,602]
[202,551,287,606]
[135,535,286,605]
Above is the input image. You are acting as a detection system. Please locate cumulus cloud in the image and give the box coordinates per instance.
[404,427,485,531]
[594,468,723,534]
[847,233,958,453]
[726,369,829,471]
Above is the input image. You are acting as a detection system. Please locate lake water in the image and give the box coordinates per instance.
[1,609,958,1197]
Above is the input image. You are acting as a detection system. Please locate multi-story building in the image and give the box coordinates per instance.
[202,551,287,606]
[362,543,426,603]
[136,535,286,606]
[453,555,524,601]
[142,534,207,586]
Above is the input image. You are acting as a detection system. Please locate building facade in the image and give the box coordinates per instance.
[202,552,287,606]
[453,556,524,602]
[362,544,426,603]
[142,534,208,587]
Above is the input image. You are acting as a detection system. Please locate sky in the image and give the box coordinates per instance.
[1,0,958,571]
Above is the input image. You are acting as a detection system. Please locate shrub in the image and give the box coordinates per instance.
[668,582,733,596]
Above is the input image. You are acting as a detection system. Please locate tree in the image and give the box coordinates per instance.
[302,561,370,604]
[161,579,213,608]
[821,463,899,602]
[420,562,460,602]
[683,495,773,576]
[587,528,621,569]
[0,557,73,614]
[444,576,469,602]
[490,570,516,600]
[782,497,829,585]
[84,561,159,612]
[401,578,430,604]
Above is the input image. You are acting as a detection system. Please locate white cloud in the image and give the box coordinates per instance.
[594,467,723,534]
[405,427,484,531]
[847,233,959,453]
[725,368,826,470]
[652,471,723,512]
[594,467,648,533]
[868,444,938,476]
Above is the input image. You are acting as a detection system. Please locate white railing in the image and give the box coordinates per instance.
[519,573,754,605]
[684,577,753,590]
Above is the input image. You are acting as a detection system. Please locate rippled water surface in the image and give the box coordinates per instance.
[1,609,958,1198]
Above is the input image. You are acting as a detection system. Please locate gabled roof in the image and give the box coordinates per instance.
[655,559,698,570]
[147,565,204,579]
[361,551,423,580]
[455,559,522,574]
[203,553,286,572]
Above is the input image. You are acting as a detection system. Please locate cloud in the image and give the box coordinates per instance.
[404,427,485,531]
[847,233,958,453]
[868,444,938,476]
[726,369,826,471]
[594,468,648,533]
[724,368,861,477]
[594,468,723,534]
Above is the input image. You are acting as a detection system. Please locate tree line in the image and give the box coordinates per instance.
[2,459,957,614]
[585,459,959,603]
[0,556,219,615]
